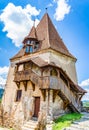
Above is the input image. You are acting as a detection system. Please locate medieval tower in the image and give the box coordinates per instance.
[2,13,86,129]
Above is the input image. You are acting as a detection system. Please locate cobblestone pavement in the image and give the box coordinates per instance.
[64,112,89,130]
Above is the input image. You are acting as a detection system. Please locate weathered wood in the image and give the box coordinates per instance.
[23,81,27,91]
[63,101,69,109]
[41,89,46,101]
[31,82,35,91]
[15,82,20,88]
[53,90,59,102]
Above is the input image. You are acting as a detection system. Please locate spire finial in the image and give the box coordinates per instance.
[45,7,48,13]
[33,19,35,27]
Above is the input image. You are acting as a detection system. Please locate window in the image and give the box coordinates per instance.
[24,62,30,70]
[25,46,30,53]
[33,41,39,51]
[25,40,39,54]
[50,69,58,76]
[16,90,22,102]
[18,64,23,71]
[30,45,33,53]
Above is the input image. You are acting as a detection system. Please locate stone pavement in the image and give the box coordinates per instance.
[64,112,89,130]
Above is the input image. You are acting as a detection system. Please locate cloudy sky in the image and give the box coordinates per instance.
[0,0,89,100]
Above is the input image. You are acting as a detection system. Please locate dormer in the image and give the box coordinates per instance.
[23,26,40,54]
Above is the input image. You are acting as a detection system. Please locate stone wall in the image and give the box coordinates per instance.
[39,50,77,84]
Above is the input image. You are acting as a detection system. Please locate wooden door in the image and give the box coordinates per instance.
[33,97,40,117]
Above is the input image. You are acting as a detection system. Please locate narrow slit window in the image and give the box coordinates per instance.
[16,90,22,102]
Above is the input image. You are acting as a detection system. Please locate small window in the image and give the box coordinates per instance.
[16,90,22,102]
[25,45,33,53]
[50,69,58,76]
[30,46,33,53]
[34,41,39,50]
[25,46,30,53]
[24,62,30,70]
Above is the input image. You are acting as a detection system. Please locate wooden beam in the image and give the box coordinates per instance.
[53,90,59,102]
[63,100,69,110]
[16,82,20,89]
[41,89,46,101]
[23,81,27,91]
[31,82,35,91]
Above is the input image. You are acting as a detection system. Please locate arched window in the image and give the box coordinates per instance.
[50,69,58,76]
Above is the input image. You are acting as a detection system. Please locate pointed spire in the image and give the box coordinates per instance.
[36,13,76,59]
[22,12,76,59]
[23,24,37,43]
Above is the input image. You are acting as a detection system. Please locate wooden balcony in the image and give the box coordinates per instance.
[14,69,41,85]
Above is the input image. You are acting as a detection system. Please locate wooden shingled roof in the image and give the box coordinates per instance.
[11,13,76,60]
[23,26,37,43]
[36,13,76,59]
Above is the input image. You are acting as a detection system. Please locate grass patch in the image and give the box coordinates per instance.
[53,113,83,130]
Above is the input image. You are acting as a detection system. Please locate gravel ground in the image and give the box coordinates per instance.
[64,112,89,130]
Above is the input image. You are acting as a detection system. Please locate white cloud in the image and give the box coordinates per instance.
[79,79,89,101]
[54,0,71,21]
[0,3,40,47]
[79,79,89,87]
[0,66,9,86]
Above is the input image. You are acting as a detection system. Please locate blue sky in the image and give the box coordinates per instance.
[0,0,89,100]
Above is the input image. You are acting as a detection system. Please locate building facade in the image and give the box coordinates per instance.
[2,13,86,129]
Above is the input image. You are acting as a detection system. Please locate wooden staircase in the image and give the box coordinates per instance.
[58,90,79,113]
[21,120,39,130]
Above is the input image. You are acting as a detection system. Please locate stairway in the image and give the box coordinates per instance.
[68,103,79,113]
[58,90,79,113]
[21,120,39,130]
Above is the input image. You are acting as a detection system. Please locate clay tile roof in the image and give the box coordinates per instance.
[23,26,37,43]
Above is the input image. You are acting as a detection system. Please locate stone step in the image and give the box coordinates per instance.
[22,120,38,130]
[26,120,38,125]
[22,127,37,130]
[22,126,38,130]
[23,124,38,129]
